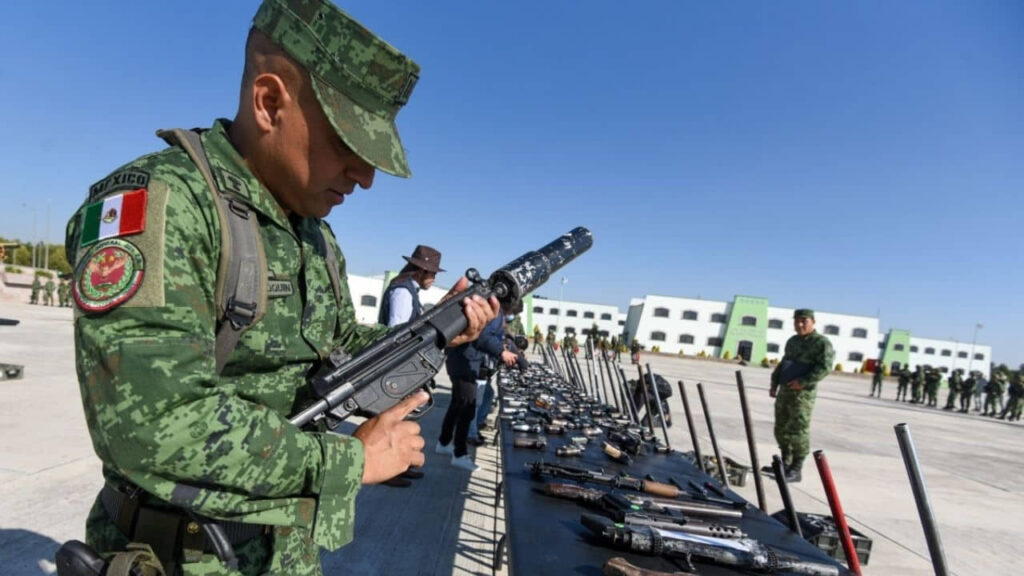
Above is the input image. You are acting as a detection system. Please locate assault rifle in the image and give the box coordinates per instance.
[543,483,744,520]
[529,461,680,498]
[582,514,844,576]
[543,483,745,538]
[291,227,592,427]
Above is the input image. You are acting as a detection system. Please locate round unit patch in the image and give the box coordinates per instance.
[73,238,145,313]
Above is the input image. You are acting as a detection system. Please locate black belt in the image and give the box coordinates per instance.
[100,484,269,552]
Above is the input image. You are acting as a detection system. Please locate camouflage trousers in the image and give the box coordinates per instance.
[85,496,323,576]
[774,390,816,462]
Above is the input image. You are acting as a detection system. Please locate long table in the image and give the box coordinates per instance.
[495,373,852,575]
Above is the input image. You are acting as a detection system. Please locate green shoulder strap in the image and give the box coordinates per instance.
[156,128,268,374]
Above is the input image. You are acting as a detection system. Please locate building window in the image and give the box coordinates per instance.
[741,316,757,327]
[767,343,780,353]
[824,325,840,335]
[924,347,935,355]
[974,353,984,360]
[617,320,625,326]
[654,307,670,318]
[679,334,694,344]
[682,310,698,321]
[957,351,968,359]
[548,325,557,333]
[710,313,726,323]
[567,310,578,317]
[894,344,905,351]
[878,342,885,349]
[768,319,784,329]
[583,311,595,319]
[565,327,576,334]
[940,349,951,357]
[601,313,613,320]
[707,337,723,347]
[939,367,949,373]
[533,306,544,314]
[651,331,666,342]
[360,295,377,307]
[549,308,559,315]
[910,346,919,353]
[852,328,868,338]
[848,352,864,362]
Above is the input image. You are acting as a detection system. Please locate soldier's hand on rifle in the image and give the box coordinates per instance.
[441,276,500,347]
[354,391,429,484]
[500,350,517,366]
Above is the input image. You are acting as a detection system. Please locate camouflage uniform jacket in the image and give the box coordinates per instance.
[66,120,385,556]
[770,331,835,393]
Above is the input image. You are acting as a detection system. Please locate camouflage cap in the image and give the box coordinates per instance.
[793,308,815,319]
[253,0,420,177]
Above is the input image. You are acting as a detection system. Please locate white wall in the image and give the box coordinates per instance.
[908,336,992,379]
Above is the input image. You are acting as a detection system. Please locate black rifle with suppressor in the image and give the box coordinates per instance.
[582,514,844,576]
[291,227,593,427]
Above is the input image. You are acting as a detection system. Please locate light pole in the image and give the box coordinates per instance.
[967,323,982,374]
[44,199,51,270]
[557,277,568,336]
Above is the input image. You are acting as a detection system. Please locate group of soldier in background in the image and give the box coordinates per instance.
[28,276,71,307]
[870,363,1023,421]
[531,322,625,363]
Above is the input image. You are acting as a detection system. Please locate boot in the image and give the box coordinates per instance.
[783,457,804,483]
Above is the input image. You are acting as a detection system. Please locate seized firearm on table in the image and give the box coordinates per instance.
[582,514,843,576]
[543,483,745,538]
[291,227,593,427]
[544,483,744,520]
[529,461,681,498]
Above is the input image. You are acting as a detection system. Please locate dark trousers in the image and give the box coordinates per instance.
[439,377,478,458]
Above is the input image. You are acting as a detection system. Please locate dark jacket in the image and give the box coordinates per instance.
[445,315,504,381]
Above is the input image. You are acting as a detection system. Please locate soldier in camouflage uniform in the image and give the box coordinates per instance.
[983,372,1006,416]
[532,325,543,353]
[43,277,56,306]
[546,327,556,349]
[911,365,924,404]
[959,371,976,413]
[943,368,963,410]
[29,275,41,304]
[870,363,884,398]
[764,309,834,483]
[999,373,1024,421]
[58,278,71,307]
[896,365,911,402]
[924,368,941,407]
[63,2,497,574]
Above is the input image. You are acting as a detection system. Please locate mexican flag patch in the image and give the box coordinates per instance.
[80,188,147,247]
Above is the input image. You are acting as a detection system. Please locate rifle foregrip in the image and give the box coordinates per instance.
[642,480,679,498]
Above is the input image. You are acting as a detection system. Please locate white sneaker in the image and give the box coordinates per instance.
[435,441,453,455]
[450,454,478,471]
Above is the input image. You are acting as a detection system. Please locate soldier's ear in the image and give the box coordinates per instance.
[251,73,292,133]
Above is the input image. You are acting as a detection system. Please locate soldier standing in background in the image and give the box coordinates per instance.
[999,373,1024,421]
[924,368,941,407]
[58,278,71,307]
[610,335,621,361]
[532,324,543,353]
[973,372,987,412]
[983,372,1006,416]
[763,309,835,483]
[546,327,557,349]
[43,277,56,306]
[959,371,976,412]
[911,366,924,404]
[870,362,884,397]
[29,275,41,305]
[943,368,963,410]
[896,365,911,402]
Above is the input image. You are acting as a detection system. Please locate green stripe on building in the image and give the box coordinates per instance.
[881,329,911,369]
[721,296,769,362]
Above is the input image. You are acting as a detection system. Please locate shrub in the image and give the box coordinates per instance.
[697,350,707,358]
[722,350,732,360]
[834,363,844,372]
[651,346,661,353]
[760,357,770,368]
[35,270,53,279]
[5,265,23,273]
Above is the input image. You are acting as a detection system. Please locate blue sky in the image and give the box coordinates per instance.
[1,1,1021,364]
